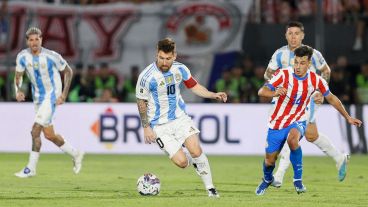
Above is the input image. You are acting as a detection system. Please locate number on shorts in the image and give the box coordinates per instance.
[156,138,164,149]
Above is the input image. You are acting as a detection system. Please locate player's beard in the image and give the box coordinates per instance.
[159,64,172,72]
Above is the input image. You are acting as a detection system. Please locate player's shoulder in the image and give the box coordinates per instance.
[172,61,189,70]
[16,49,29,58]
[274,45,289,54]
[41,47,63,58]
[138,62,159,83]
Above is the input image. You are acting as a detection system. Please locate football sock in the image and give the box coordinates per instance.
[263,160,275,182]
[27,151,39,171]
[290,146,303,180]
[192,153,214,189]
[313,133,343,166]
[60,140,78,157]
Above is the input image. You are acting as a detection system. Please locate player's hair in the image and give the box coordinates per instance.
[286,21,304,32]
[26,27,42,39]
[294,45,313,60]
[157,38,175,53]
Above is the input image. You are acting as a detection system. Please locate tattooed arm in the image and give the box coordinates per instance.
[14,71,25,102]
[264,67,276,81]
[137,98,149,128]
[57,65,73,105]
[137,98,156,143]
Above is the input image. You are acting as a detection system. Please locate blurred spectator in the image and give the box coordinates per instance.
[68,64,96,102]
[214,69,242,103]
[277,0,294,23]
[324,0,344,24]
[355,61,368,103]
[352,0,368,51]
[95,62,118,97]
[249,65,268,103]
[241,55,255,79]
[94,88,118,102]
[329,66,351,104]
[341,0,361,24]
[0,0,8,46]
[119,65,139,102]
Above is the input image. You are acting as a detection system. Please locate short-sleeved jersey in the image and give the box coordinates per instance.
[267,45,326,73]
[136,61,197,128]
[16,47,68,104]
[265,67,329,130]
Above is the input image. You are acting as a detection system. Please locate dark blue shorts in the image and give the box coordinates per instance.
[265,121,306,154]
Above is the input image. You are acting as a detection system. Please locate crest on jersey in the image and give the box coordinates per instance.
[41,63,46,69]
[165,75,174,84]
[175,73,181,82]
[33,62,39,69]
[159,81,165,86]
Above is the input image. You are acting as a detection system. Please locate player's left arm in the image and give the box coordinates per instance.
[319,64,331,83]
[325,93,362,127]
[190,83,227,102]
[57,65,73,105]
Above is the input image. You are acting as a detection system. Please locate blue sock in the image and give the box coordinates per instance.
[290,147,303,180]
[263,160,275,182]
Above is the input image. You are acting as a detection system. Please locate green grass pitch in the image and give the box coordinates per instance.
[0,154,367,207]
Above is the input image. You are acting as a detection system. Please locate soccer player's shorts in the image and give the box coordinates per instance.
[306,93,321,123]
[153,115,200,158]
[34,99,56,127]
[265,121,306,154]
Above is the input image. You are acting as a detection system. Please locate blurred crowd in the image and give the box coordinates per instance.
[211,53,368,104]
[1,0,368,104]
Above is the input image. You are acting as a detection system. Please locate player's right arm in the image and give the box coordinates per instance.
[15,53,26,102]
[136,72,156,144]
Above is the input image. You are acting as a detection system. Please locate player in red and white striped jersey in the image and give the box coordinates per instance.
[255,45,362,196]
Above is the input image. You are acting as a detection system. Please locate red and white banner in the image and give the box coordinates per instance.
[1,1,250,78]
[1,103,366,155]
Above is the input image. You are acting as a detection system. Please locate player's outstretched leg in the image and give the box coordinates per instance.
[60,140,85,174]
[271,143,291,188]
[192,153,219,198]
[255,161,275,195]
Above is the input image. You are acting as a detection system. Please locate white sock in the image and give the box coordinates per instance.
[60,140,78,157]
[313,133,343,166]
[27,151,40,171]
[184,150,193,167]
[274,143,291,182]
[192,153,214,190]
[353,37,362,50]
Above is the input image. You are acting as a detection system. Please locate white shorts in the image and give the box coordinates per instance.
[305,94,321,123]
[34,99,56,127]
[153,115,200,158]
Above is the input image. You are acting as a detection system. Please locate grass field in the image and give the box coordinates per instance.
[0,154,367,207]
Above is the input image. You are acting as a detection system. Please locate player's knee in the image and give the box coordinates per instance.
[43,132,56,140]
[30,128,41,139]
[190,150,202,158]
[176,158,189,169]
[305,131,318,142]
[265,158,276,166]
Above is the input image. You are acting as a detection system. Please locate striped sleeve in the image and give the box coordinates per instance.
[15,53,26,72]
[178,65,197,88]
[51,51,68,71]
[312,49,327,71]
[317,76,330,96]
[266,69,284,91]
[267,50,282,70]
[136,71,150,100]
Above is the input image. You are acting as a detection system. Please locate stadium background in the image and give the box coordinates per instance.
[0,1,367,206]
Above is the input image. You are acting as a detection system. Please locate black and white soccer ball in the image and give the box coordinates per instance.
[137,173,161,196]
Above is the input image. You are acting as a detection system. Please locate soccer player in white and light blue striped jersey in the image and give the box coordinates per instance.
[14,27,84,178]
[264,21,350,187]
[136,38,227,197]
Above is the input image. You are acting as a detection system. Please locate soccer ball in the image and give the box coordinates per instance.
[137,173,161,196]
